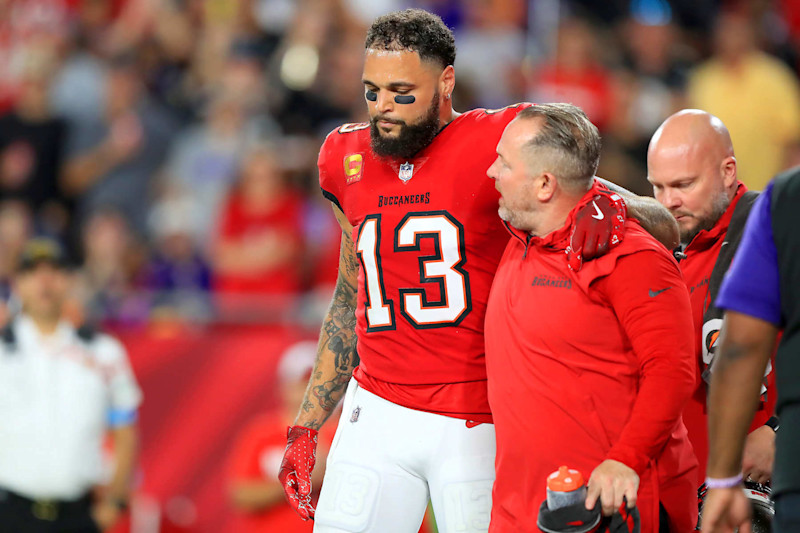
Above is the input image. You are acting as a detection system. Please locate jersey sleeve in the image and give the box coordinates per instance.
[716,181,782,326]
[97,335,143,426]
[595,250,696,474]
[317,123,369,212]
[318,136,341,212]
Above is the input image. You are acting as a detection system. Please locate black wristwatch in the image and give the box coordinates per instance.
[765,416,780,432]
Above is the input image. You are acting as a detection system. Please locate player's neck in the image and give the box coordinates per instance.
[439,107,460,130]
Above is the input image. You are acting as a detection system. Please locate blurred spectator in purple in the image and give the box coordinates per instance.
[60,53,178,238]
[75,208,148,324]
[689,8,800,190]
[453,0,526,109]
[212,144,304,303]
[159,94,270,246]
[145,194,213,322]
[526,17,614,131]
[0,58,71,240]
[416,0,464,30]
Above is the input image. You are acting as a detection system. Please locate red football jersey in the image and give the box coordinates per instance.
[318,105,530,420]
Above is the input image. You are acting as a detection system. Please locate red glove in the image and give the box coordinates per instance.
[278,425,319,520]
[566,190,627,271]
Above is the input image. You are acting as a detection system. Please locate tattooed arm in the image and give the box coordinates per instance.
[597,177,680,251]
[294,205,359,431]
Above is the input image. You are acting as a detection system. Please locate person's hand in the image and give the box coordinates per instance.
[107,113,143,162]
[91,500,122,532]
[742,425,775,484]
[585,460,639,516]
[567,190,627,271]
[701,487,752,533]
[278,426,318,520]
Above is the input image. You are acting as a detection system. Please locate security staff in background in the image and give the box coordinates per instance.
[0,238,142,532]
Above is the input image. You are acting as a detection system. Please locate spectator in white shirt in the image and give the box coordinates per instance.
[0,238,142,532]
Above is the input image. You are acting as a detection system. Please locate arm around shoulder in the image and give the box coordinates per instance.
[598,178,679,251]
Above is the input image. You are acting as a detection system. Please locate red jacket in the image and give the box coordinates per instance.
[485,185,697,533]
[677,182,776,480]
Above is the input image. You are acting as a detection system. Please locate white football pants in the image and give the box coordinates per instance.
[314,378,495,533]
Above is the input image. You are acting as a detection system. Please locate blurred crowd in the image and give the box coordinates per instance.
[1,0,800,326]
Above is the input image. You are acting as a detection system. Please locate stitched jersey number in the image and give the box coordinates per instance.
[355,211,471,331]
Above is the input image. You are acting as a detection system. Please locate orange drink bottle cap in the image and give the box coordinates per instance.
[547,466,585,492]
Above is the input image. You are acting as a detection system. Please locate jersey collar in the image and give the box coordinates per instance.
[683,181,747,253]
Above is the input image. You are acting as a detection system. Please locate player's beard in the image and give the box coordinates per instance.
[370,91,440,160]
[679,189,731,245]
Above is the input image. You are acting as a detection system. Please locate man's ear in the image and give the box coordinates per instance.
[721,156,737,188]
[537,172,557,202]
[439,65,455,100]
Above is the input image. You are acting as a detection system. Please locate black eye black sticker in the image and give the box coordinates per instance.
[394,95,416,104]
[365,90,377,101]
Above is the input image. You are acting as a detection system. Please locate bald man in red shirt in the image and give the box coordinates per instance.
[647,110,776,488]
[484,104,697,533]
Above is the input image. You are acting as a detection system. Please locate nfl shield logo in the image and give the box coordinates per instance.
[350,406,361,423]
[398,162,414,182]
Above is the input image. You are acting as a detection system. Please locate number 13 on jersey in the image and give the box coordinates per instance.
[355,211,472,331]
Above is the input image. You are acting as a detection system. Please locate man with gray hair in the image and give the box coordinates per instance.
[484,103,698,532]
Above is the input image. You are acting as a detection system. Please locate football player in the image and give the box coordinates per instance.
[279,9,678,533]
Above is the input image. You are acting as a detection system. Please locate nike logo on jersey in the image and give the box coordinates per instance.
[648,287,672,297]
[465,420,482,428]
[591,201,604,220]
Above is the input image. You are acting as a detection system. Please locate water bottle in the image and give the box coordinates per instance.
[546,466,587,510]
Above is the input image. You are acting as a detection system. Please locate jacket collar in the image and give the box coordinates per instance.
[503,180,605,253]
